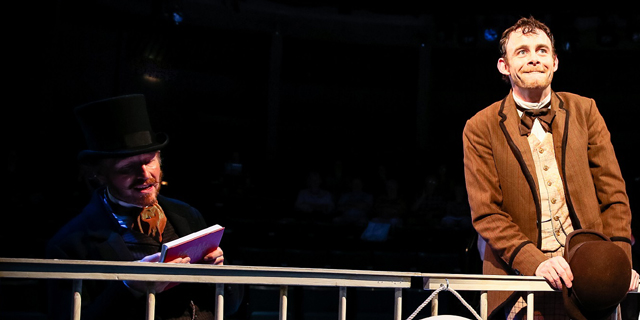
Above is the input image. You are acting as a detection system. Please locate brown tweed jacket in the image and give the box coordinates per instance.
[462,91,632,319]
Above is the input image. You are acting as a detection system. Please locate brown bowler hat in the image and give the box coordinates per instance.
[75,94,168,163]
[562,229,630,320]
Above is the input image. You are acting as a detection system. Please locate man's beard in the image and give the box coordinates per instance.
[133,183,161,207]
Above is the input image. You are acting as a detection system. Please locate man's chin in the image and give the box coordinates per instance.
[121,191,159,207]
[523,84,548,90]
[516,75,553,90]
[137,192,160,207]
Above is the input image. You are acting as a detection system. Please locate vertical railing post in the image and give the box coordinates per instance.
[393,288,402,320]
[526,292,534,320]
[216,283,225,320]
[430,293,439,316]
[279,285,288,320]
[480,291,488,320]
[338,287,347,320]
[146,285,156,320]
[612,305,620,320]
[72,279,82,320]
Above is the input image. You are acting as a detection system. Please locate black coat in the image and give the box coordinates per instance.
[46,188,240,320]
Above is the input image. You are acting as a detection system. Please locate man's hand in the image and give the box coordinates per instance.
[203,247,224,265]
[535,256,573,290]
[629,269,639,292]
[137,252,192,264]
[124,253,191,294]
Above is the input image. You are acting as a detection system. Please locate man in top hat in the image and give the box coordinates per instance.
[46,94,241,320]
[462,16,638,319]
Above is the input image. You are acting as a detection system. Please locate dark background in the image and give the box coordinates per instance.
[3,1,640,318]
[5,0,640,267]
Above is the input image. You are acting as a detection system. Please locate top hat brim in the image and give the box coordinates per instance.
[77,132,168,163]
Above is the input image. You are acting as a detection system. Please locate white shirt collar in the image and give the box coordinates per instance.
[106,187,142,208]
[513,92,551,110]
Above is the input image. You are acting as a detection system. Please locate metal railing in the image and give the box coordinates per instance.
[0,258,633,320]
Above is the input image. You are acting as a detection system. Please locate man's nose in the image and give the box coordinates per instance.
[529,53,542,64]
[135,164,153,178]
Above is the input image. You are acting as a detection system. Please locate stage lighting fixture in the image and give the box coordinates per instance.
[483,28,498,42]
[172,12,183,25]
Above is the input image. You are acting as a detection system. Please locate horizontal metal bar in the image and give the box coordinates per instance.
[423,273,553,292]
[0,258,415,288]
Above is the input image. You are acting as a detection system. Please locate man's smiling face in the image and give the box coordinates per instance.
[99,151,163,207]
[498,28,558,100]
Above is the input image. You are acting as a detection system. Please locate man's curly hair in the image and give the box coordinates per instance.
[499,16,556,59]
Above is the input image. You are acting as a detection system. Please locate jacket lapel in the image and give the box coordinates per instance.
[84,190,137,261]
[499,93,544,246]
[551,92,567,173]
[499,93,539,189]
[158,197,191,237]
[549,92,581,228]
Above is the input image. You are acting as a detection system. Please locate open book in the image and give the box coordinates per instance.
[160,224,225,263]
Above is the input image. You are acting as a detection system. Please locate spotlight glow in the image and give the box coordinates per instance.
[484,28,498,41]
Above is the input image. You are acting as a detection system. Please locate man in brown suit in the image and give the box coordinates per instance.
[462,16,639,319]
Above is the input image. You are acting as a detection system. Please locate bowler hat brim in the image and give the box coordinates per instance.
[562,229,630,320]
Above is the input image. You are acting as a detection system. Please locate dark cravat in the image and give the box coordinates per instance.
[516,104,555,136]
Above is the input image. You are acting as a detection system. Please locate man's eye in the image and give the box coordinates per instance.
[116,167,135,174]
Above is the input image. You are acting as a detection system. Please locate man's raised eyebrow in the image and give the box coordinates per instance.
[537,43,551,50]
[512,44,529,53]
[512,43,550,54]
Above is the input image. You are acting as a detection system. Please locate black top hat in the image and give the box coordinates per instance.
[562,229,631,320]
[75,94,168,163]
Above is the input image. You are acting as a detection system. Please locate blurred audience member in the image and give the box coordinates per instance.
[410,174,447,226]
[440,184,472,230]
[294,171,335,216]
[333,177,373,227]
[370,179,406,227]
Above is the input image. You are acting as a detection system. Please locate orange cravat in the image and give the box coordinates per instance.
[132,202,167,242]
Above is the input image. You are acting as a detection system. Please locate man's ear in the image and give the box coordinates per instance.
[497,57,510,76]
[95,174,107,185]
[80,163,105,189]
